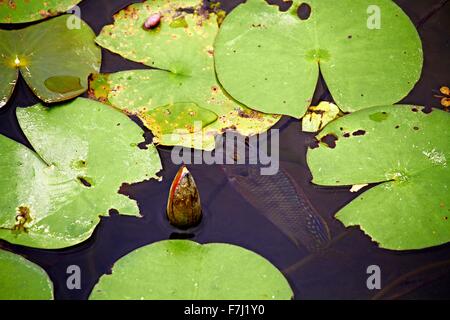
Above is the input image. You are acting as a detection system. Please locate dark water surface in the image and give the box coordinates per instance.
[0,0,449,300]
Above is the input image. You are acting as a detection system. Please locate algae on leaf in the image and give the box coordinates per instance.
[92,0,280,150]
[0,0,81,24]
[0,249,53,300]
[307,106,450,250]
[214,0,423,118]
[89,240,293,300]
[0,98,162,249]
[0,15,101,108]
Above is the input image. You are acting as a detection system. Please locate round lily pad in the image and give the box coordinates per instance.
[92,0,280,150]
[89,240,293,300]
[214,0,423,117]
[0,98,162,249]
[0,0,81,24]
[0,249,53,300]
[0,15,101,108]
[307,106,450,250]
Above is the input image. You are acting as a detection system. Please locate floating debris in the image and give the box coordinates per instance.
[434,86,450,108]
[350,184,369,193]
[143,13,162,30]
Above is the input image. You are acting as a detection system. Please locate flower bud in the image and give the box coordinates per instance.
[167,166,202,229]
[143,13,161,30]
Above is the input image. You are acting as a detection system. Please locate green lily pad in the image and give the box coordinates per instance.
[0,0,81,24]
[92,0,280,150]
[0,249,53,300]
[214,0,423,117]
[89,240,293,300]
[307,106,450,250]
[0,98,162,249]
[0,15,101,108]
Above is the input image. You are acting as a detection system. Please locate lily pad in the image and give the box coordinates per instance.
[0,249,53,300]
[214,0,423,117]
[89,240,293,300]
[307,106,450,250]
[0,98,162,249]
[92,0,280,150]
[0,15,101,108]
[0,0,81,24]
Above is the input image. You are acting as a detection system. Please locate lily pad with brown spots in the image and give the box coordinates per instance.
[92,0,280,150]
[307,105,450,250]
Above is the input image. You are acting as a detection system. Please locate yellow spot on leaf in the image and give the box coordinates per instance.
[302,101,340,132]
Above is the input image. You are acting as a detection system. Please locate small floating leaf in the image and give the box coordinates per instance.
[92,0,280,150]
[89,240,293,300]
[307,105,450,250]
[0,0,81,24]
[441,87,450,96]
[435,86,450,108]
[0,98,162,249]
[349,184,369,193]
[0,249,53,300]
[0,15,101,107]
[302,101,340,132]
[214,0,423,117]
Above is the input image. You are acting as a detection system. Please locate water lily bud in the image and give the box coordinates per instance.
[167,166,202,229]
[143,13,161,30]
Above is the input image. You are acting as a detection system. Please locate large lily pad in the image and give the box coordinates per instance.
[0,249,53,300]
[214,0,423,117]
[0,15,101,108]
[92,0,280,150]
[0,0,81,24]
[89,240,293,300]
[307,106,450,250]
[0,98,162,249]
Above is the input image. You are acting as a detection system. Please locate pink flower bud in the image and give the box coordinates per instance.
[143,13,161,30]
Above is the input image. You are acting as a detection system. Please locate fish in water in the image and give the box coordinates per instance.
[222,164,331,252]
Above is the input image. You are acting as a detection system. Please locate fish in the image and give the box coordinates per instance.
[222,163,331,252]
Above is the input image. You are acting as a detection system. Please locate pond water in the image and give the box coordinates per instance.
[0,0,449,300]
